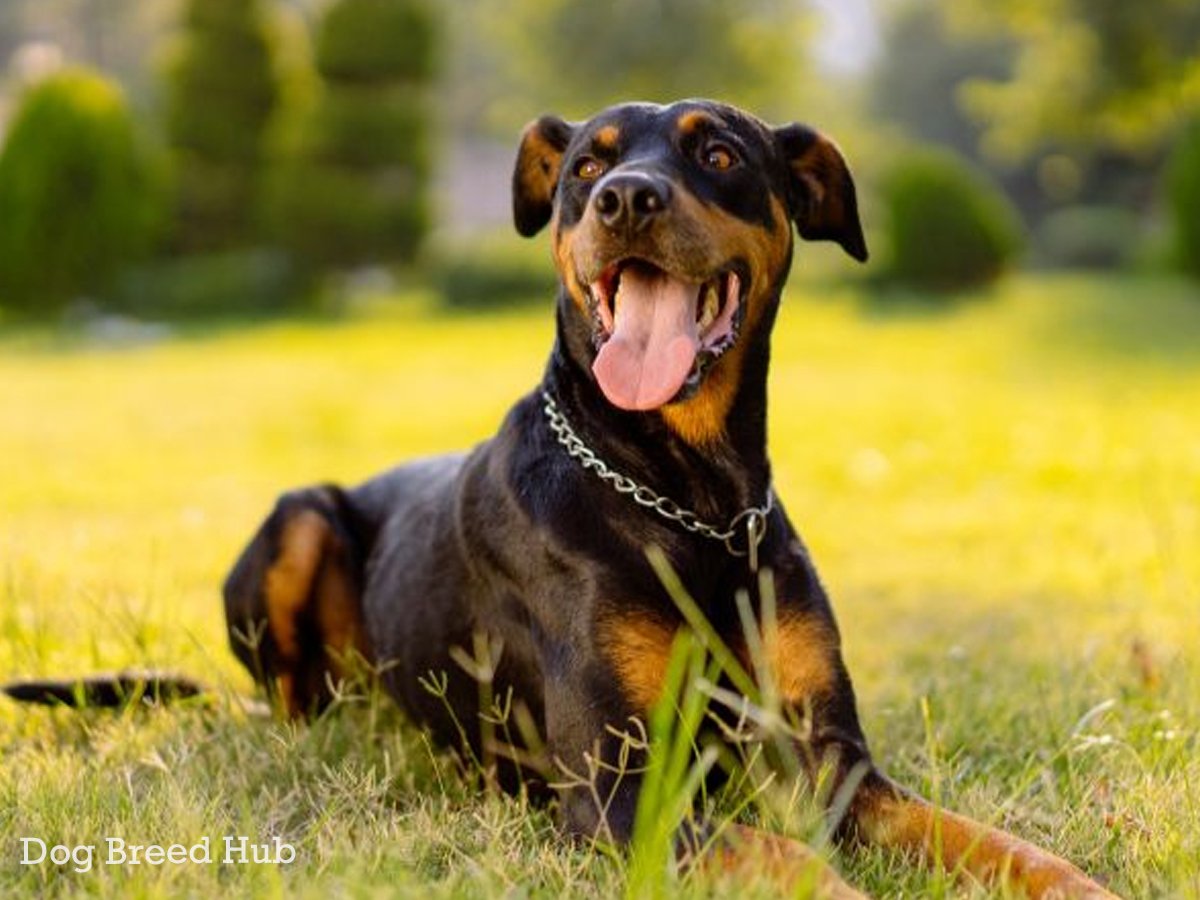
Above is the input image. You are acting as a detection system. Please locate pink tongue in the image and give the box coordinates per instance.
[592,265,700,410]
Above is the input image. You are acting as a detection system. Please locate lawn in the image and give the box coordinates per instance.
[2,273,1198,898]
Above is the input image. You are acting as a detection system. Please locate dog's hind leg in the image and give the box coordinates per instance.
[223,485,371,717]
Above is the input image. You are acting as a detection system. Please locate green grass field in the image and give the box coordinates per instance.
[2,273,1198,898]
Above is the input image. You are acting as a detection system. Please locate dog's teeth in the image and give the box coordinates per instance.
[697,283,719,331]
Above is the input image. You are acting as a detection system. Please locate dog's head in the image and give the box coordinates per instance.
[513,100,867,444]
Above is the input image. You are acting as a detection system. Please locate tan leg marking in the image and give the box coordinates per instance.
[704,824,869,899]
[312,538,368,679]
[262,508,366,716]
[263,510,327,665]
[276,672,300,719]
[861,789,1120,899]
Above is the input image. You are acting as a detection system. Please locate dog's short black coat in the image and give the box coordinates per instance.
[220,101,1117,898]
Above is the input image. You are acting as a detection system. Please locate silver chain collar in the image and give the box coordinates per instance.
[540,390,773,569]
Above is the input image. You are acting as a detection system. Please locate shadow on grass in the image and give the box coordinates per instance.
[850,281,999,320]
[0,283,442,355]
[1025,274,1200,368]
[822,269,1200,369]
[0,307,339,355]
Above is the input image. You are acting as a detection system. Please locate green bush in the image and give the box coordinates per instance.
[1035,205,1140,270]
[431,235,557,309]
[272,0,437,269]
[164,0,279,252]
[1165,120,1200,280]
[303,87,431,168]
[0,69,164,317]
[881,148,1024,291]
[316,0,437,82]
[109,249,301,319]
[272,162,429,265]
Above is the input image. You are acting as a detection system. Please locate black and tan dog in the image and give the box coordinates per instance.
[70,100,1112,898]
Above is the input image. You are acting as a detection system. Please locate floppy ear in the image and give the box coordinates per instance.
[774,124,868,262]
[512,115,575,237]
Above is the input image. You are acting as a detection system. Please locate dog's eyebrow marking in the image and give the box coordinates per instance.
[677,110,721,135]
[593,125,620,149]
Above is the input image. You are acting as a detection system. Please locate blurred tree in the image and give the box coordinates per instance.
[870,3,1012,160]
[872,0,1181,247]
[271,0,438,268]
[869,2,1067,232]
[946,0,1200,158]
[881,147,1024,291]
[1165,119,1200,280]
[470,0,809,129]
[164,0,280,252]
[0,68,163,316]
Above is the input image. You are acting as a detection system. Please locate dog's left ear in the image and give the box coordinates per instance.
[512,115,576,237]
[774,124,868,262]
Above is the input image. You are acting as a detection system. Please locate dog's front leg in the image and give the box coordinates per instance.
[546,624,870,898]
[742,588,1119,898]
[542,674,869,898]
[691,823,871,899]
[541,673,645,844]
[842,768,1121,899]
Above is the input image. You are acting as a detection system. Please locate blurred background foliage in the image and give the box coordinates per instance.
[163,0,281,254]
[0,67,163,315]
[271,0,438,270]
[879,148,1024,291]
[0,0,1197,319]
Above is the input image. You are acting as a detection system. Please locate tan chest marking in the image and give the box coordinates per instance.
[599,608,837,715]
[598,613,679,713]
[752,613,838,705]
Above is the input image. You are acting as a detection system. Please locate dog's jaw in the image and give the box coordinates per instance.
[581,259,747,410]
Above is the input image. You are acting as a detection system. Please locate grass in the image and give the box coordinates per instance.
[2,272,1199,897]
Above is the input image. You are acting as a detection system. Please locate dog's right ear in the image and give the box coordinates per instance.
[512,115,575,237]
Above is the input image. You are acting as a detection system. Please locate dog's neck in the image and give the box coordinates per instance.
[542,291,776,523]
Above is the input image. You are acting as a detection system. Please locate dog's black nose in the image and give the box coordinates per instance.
[593,171,671,231]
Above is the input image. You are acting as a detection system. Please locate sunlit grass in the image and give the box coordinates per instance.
[2,273,1198,897]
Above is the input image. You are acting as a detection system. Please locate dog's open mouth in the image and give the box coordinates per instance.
[586,259,743,411]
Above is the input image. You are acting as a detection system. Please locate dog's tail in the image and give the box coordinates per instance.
[1,670,207,708]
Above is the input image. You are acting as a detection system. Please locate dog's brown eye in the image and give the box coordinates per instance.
[702,144,738,171]
[575,157,606,181]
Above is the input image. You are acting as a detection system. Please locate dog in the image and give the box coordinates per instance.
[10,99,1115,898]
